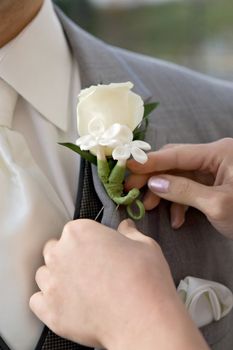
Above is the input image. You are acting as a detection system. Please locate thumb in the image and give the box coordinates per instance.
[118,219,156,245]
[148,175,214,216]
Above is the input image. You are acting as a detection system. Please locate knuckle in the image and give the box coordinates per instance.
[44,247,57,265]
[160,143,176,150]
[29,294,36,311]
[175,178,192,196]
[63,220,76,235]
[207,192,232,221]
[35,266,43,282]
[220,137,233,147]
[62,219,94,243]
[216,137,233,151]
[62,221,79,241]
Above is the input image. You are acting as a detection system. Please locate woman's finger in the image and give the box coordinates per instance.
[127,143,217,174]
[29,292,48,324]
[147,174,216,217]
[124,173,150,191]
[43,239,58,266]
[170,203,188,229]
[35,265,51,292]
[143,189,161,210]
[118,219,157,247]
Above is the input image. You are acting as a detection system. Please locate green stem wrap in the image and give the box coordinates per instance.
[97,159,145,220]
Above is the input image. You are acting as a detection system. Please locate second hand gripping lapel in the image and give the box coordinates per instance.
[35,159,102,350]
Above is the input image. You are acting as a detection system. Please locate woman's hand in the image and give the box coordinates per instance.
[126,138,233,239]
[29,219,208,350]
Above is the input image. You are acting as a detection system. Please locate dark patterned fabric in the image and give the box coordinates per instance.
[36,160,102,350]
[0,338,10,350]
[41,330,84,350]
[78,161,103,220]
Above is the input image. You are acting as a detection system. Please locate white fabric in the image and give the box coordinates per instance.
[0,1,81,349]
[0,0,72,130]
[177,276,233,328]
[0,0,81,218]
[0,79,71,350]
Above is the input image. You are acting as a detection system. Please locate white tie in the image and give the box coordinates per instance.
[0,78,70,350]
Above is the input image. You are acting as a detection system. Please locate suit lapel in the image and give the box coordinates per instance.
[55,5,152,100]
[56,6,153,229]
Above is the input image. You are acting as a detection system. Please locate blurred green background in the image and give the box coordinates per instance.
[54,0,233,81]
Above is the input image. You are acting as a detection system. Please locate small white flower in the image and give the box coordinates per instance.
[103,124,151,164]
[99,123,132,148]
[76,120,151,164]
[113,140,151,164]
[76,117,105,151]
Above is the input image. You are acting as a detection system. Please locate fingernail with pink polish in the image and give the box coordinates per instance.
[148,177,170,193]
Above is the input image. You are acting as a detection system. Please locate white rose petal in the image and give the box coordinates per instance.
[77,82,144,137]
[88,117,105,137]
[76,83,152,161]
[108,82,134,90]
[78,85,96,100]
[127,90,145,130]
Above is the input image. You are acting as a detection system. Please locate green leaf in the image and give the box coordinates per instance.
[59,143,97,165]
[143,102,159,119]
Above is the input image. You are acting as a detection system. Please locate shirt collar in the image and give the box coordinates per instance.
[0,0,72,131]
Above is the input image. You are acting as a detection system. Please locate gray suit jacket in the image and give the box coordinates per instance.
[59,8,233,350]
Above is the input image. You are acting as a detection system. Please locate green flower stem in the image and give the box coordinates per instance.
[127,200,145,221]
[108,163,125,184]
[97,158,110,183]
[97,159,145,219]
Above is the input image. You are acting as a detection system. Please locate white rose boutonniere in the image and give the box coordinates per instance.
[60,82,158,220]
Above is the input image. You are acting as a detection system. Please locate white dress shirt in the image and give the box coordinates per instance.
[0,0,81,349]
[0,0,81,218]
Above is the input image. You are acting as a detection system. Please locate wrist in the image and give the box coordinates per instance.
[107,293,209,350]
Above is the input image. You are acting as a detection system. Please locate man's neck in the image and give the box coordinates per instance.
[0,0,44,48]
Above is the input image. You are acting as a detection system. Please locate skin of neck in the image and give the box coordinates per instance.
[0,0,44,48]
